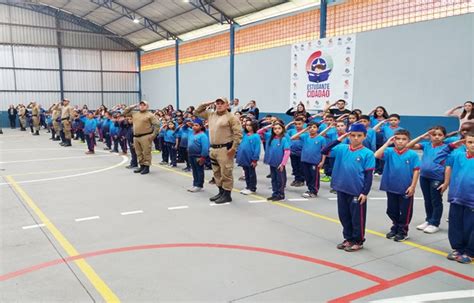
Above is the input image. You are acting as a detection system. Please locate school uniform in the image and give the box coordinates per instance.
[376,124,403,174]
[236,133,261,192]
[177,125,192,169]
[363,128,377,151]
[287,128,305,183]
[164,128,177,166]
[323,127,338,177]
[444,146,474,257]
[101,118,112,149]
[419,142,448,227]
[117,120,128,153]
[380,148,420,236]
[159,128,168,162]
[84,118,97,152]
[126,122,138,167]
[264,133,291,199]
[188,131,210,188]
[110,122,120,152]
[300,133,326,194]
[324,142,375,245]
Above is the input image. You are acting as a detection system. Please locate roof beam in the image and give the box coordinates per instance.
[101,0,153,27]
[188,0,235,24]
[90,0,178,40]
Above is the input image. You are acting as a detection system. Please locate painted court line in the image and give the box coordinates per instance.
[167,206,189,210]
[368,290,474,303]
[209,202,230,206]
[22,224,45,230]
[5,176,119,302]
[248,200,267,203]
[75,216,100,222]
[120,210,144,216]
[0,154,113,164]
[288,198,309,202]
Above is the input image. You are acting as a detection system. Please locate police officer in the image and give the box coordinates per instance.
[195,97,242,203]
[48,103,61,141]
[52,99,74,146]
[27,101,41,135]
[123,101,160,175]
[17,104,27,131]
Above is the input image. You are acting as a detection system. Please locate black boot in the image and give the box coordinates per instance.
[140,165,150,175]
[134,166,145,173]
[209,187,224,202]
[215,190,232,204]
[63,139,71,147]
[33,130,39,136]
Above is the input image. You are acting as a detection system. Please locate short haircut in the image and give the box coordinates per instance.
[465,130,474,138]
[429,125,447,136]
[294,117,305,122]
[389,114,401,120]
[394,129,410,139]
[325,114,335,119]
[359,115,370,121]
[308,121,319,127]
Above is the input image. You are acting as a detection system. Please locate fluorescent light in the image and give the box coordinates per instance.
[236,0,321,26]
[178,23,229,42]
[133,18,140,23]
[141,39,176,51]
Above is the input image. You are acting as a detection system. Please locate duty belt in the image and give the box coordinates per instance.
[210,142,232,149]
[134,131,153,138]
[61,117,70,121]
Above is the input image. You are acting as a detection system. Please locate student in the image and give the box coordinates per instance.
[373,114,403,175]
[258,121,291,201]
[84,112,97,155]
[320,115,337,182]
[237,119,261,195]
[101,112,112,150]
[187,118,210,193]
[177,118,193,172]
[406,126,447,234]
[116,114,128,155]
[322,123,375,252]
[290,122,327,198]
[358,115,376,151]
[163,121,178,167]
[286,117,306,187]
[125,116,138,169]
[110,114,120,153]
[437,133,474,264]
[375,130,420,242]
[159,123,168,164]
[322,119,348,184]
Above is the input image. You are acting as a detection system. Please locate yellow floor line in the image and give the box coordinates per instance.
[153,163,450,258]
[5,176,120,302]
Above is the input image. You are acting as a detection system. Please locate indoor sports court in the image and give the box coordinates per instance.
[1,0,473,302]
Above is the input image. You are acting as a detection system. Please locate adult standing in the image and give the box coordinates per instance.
[323,99,351,119]
[7,105,17,129]
[48,103,61,141]
[195,98,242,203]
[52,99,75,146]
[286,102,311,121]
[17,104,27,131]
[27,101,41,135]
[242,100,260,119]
[445,101,473,129]
[230,98,243,114]
[123,101,161,175]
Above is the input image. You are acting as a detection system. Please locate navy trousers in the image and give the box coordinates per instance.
[448,203,474,257]
[242,165,257,192]
[386,192,414,236]
[189,156,204,188]
[270,166,286,199]
[85,133,95,152]
[419,176,443,227]
[290,154,305,182]
[165,142,177,166]
[302,162,320,194]
[337,191,367,244]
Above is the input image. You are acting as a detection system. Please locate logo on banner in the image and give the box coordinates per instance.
[306,51,333,83]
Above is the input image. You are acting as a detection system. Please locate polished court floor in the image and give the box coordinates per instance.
[0,129,472,302]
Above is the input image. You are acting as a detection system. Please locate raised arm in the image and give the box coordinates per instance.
[194,101,213,119]
[323,100,335,113]
[290,126,309,140]
[373,119,388,132]
[374,136,394,159]
[406,130,432,150]
[444,105,463,117]
[123,103,138,116]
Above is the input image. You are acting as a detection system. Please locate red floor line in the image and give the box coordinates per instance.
[0,243,386,284]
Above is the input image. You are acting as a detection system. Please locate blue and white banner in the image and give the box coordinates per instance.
[290,35,356,111]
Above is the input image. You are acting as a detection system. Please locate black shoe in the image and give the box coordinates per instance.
[210,187,224,201]
[134,166,144,173]
[63,139,71,147]
[266,174,271,178]
[272,196,285,201]
[59,141,65,146]
[214,190,232,204]
[126,165,138,169]
[394,234,409,242]
[267,196,276,201]
[33,131,39,136]
[386,231,397,239]
[140,166,150,175]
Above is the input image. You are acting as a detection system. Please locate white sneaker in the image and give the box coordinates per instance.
[416,222,429,230]
[188,187,202,192]
[240,189,254,195]
[423,225,440,234]
[302,191,317,198]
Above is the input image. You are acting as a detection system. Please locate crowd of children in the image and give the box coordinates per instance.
[27,99,474,263]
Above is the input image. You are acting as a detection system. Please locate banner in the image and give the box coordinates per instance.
[290,35,356,111]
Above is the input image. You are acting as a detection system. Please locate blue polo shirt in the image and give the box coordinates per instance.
[380,125,403,142]
[419,142,447,180]
[300,133,326,165]
[331,144,375,196]
[380,148,420,195]
[187,131,209,157]
[446,150,474,208]
[264,132,291,167]
[236,133,261,166]
[84,118,97,135]
[164,129,177,143]
[287,128,304,156]
[363,128,377,151]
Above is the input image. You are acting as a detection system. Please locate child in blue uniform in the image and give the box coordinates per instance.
[290,122,326,198]
[187,118,209,192]
[84,112,97,154]
[109,114,120,153]
[358,115,376,151]
[163,121,178,167]
[237,119,261,195]
[373,114,403,175]
[322,123,375,252]
[286,117,306,187]
[258,121,291,201]
[407,126,447,234]
[101,112,112,150]
[437,132,474,264]
[177,119,193,171]
[375,129,420,242]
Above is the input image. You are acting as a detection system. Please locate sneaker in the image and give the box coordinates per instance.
[302,191,317,198]
[336,240,352,250]
[447,250,462,261]
[423,225,440,234]
[159,161,168,165]
[267,196,276,201]
[85,151,95,155]
[344,243,364,252]
[416,222,429,230]
[266,174,271,178]
[238,176,245,181]
[329,189,337,194]
[240,189,254,195]
[182,167,191,172]
[386,231,397,239]
[103,147,110,150]
[394,234,409,242]
[290,180,297,186]
[272,196,285,201]
[188,187,202,193]
[456,254,472,264]
[293,181,305,187]
[321,176,331,182]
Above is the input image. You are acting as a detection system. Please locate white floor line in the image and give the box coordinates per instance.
[0,154,113,164]
[328,197,337,200]
[167,206,189,210]
[22,224,45,230]
[75,216,100,222]
[120,210,144,216]
[369,290,474,303]
[248,200,267,203]
[288,198,308,202]
[209,202,230,206]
